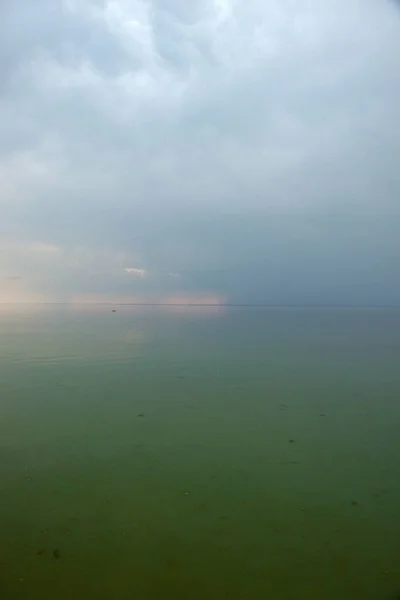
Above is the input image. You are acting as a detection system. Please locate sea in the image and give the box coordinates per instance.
[0,304,399,600]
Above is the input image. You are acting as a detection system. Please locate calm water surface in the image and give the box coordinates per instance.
[0,305,399,599]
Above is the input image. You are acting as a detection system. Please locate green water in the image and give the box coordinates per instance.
[1,305,399,599]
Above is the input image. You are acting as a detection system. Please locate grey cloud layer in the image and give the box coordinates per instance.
[1,0,400,303]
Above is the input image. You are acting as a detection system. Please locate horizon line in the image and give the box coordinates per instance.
[0,302,399,308]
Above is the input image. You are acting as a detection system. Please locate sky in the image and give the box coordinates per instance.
[1,0,400,305]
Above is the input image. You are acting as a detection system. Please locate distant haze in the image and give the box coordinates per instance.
[1,0,400,305]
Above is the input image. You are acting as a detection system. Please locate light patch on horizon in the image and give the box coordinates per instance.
[69,294,141,305]
[162,294,226,306]
[68,292,226,305]
[0,276,54,304]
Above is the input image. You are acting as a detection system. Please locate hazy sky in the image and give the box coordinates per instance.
[1,0,400,304]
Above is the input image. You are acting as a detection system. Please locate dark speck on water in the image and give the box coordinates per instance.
[53,549,61,559]
[289,439,295,443]
[37,548,46,556]
[137,413,145,418]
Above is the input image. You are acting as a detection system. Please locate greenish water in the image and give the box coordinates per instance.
[1,304,400,600]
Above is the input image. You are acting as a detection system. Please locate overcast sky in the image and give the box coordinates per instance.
[1,0,400,305]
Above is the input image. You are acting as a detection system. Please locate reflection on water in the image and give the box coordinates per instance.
[0,304,226,365]
[1,305,400,599]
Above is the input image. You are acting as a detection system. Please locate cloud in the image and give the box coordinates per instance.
[1,0,400,304]
[28,242,61,255]
[124,267,147,277]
